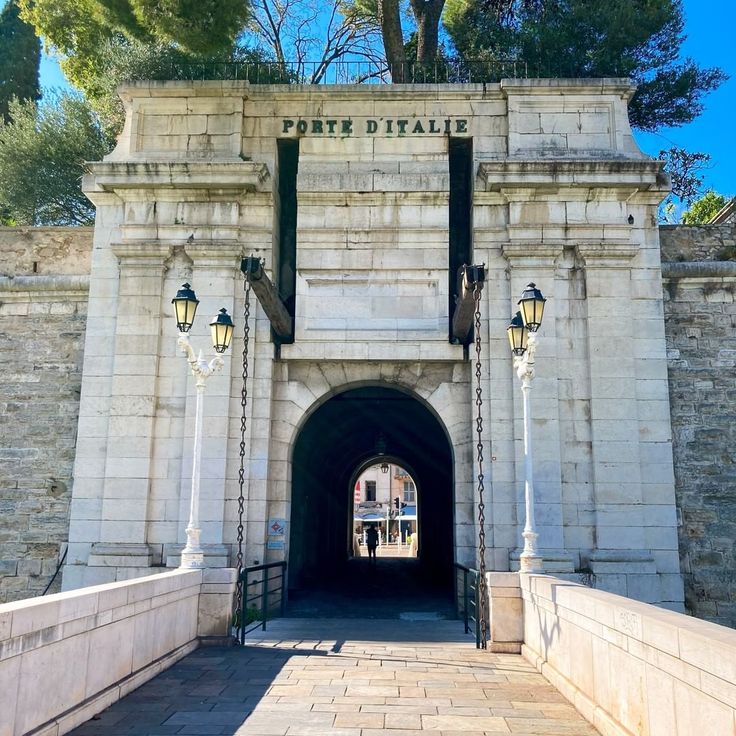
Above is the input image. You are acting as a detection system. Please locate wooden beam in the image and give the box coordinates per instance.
[452,264,486,343]
[240,257,293,340]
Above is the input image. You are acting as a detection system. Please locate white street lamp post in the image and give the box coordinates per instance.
[507,283,547,574]
[172,284,234,569]
[514,331,543,573]
[177,334,223,568]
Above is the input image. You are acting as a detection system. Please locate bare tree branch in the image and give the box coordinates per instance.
[245,0,385,83]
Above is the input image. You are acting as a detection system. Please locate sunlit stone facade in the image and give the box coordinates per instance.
[62,79,683,609]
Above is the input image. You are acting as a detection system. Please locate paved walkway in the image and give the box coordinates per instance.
[70,619,599,736]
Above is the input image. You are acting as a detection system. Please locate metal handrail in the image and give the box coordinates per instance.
[454,563,484,649]
[237,561,287,644]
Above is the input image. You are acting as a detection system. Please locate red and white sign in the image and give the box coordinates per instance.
[354,481,361,504]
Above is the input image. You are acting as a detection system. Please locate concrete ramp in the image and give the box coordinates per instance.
[69,618,598,735]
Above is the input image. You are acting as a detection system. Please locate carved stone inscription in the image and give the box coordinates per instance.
[281,117,468,136]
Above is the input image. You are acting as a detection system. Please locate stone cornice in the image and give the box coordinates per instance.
[502,242,565,267]
[84,162,271,203]
[297,191,448,205]
[119,80,506,101]
[661,261,736,280]
[576,240,638,264]
[110,242,173,265]
[117,78,637,102]
[478,159,666,194]
[0,274,89,302]
[500,77,636,100]
[186,242,245,266]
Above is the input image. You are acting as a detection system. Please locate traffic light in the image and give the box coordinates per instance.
[394,497,400,509]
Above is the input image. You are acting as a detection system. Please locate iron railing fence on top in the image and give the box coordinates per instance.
[139,58,617,85]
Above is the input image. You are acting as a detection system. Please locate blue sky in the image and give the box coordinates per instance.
[635,0,735,195]
[27,0,736,195]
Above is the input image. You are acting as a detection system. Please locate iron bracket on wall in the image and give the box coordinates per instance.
[452,264,486,343]
[240,257,293,341]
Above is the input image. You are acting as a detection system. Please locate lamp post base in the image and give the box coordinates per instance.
[519,553,544,574]
[519,529,544,573]
[179,550,205,569]
[180,526,205,569]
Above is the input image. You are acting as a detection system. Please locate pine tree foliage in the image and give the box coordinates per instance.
[0,0,41,122]
[18,0,251,90]
[443,0,726,131]
[0,95,112,226]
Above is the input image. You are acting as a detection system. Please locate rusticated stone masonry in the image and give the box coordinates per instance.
[661,224,736,627]
[0,227,92,602]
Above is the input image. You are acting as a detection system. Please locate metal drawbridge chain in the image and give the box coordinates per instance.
[473,281,488,649]
[234,266,253,637]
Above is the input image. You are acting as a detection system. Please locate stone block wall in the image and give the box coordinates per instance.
[661,224,736,627]
[0,227,92,602]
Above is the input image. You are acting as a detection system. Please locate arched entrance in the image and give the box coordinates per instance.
[288,385,455,611]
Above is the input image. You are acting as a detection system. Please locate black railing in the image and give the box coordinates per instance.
[154,59,538,85]
[454,562,484,649]
[236,561,287,644]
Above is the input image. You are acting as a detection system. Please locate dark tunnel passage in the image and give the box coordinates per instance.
[288,385,455,610]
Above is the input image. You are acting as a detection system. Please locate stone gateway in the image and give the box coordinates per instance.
[24,79,689,610]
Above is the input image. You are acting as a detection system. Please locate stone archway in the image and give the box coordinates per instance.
[288,385,455,596]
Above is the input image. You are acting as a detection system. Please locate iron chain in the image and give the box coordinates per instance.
[235,267,253,634]
[473,282,488,649]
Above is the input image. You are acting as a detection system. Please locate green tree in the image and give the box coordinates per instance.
[0,0,41,122]
[0,95,112,225]
[17,0,252,101]
[19,0,544,86]
[681,191,728,225]
[443,0,726,131]
[19,0,251,57]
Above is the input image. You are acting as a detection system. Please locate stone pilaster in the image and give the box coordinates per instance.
[576,241,663,595]
[88,242,172,575]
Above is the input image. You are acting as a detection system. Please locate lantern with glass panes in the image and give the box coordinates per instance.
[171,283,234,568]
[506,283,546,357]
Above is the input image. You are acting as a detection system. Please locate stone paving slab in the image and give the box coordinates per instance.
[68,619,599,736]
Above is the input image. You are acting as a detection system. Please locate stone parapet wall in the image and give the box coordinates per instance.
[0,227,92,603]
[522,574,736,735]
[660,223,736,262]
[0,226,93,276]
[0,567,236,736]
[663,257,736,627]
